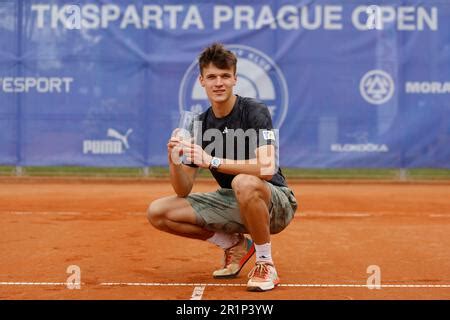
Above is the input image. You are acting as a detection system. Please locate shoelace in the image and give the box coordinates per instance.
[223,248,233,266]
[248,263,270,279]
[223,238,244,266]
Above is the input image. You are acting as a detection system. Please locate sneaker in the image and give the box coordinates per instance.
[212,235,255,279]
[247,262,280,292]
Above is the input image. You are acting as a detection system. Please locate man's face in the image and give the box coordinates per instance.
[199,63,237,105]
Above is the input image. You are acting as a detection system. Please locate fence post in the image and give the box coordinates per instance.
[16,0,24,171]
[398,168,408,181]
[15,166,23,176]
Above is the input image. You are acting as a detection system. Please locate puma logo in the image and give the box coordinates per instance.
[107,128,133,149]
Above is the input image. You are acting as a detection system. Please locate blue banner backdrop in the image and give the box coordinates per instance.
[0,0,449,168]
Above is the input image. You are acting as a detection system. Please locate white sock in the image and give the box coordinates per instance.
[255,243,273,264]
[206,232,240,250]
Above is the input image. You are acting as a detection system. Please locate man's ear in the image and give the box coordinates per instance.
[199,75,205,87]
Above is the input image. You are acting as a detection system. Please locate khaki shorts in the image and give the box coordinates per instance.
[186,183,298,234]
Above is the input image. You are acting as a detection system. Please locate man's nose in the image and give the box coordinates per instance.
[215,77,223,86]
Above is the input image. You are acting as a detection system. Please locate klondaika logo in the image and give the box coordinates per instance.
[330,131,389,153]
[179,45,289,129]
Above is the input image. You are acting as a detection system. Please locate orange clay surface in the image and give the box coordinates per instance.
[0,177,449,300]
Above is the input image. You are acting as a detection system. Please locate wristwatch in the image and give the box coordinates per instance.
[209,157,221,170]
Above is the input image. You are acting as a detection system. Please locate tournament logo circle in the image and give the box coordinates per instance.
[179,45,289,129]
[359,70,395,105]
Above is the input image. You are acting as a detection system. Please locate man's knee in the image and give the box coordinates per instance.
[231,174,267,203]
[147,199,167,229]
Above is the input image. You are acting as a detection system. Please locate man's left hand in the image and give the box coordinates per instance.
[180,141,212,169]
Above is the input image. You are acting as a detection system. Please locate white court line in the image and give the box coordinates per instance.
[3,210,450,218]
[101,282,247,287]
[1,282,450,288]
[2,211,143,216]
[99,282,450,288]
[301,212,372,218]
[0,282,82,286]
[190,286,206,300]
[3,211,82,216]
[429,214,450,218]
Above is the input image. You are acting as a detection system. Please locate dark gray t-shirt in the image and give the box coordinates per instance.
[186,95,287,188]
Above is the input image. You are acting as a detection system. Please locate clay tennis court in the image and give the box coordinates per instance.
[1,177,449,300]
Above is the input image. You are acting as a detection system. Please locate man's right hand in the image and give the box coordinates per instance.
[167,128,198,197]
[167,128,183,165]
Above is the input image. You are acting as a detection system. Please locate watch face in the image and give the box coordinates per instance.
[211,158,220,168]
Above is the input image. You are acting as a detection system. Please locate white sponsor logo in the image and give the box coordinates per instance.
[262,130,275,141]
[179,44,289,128]
[360,70,395,105]
[331,143,389,153]
[0,77,73,93]
[405,81,450,94]
[331,131,389,153]
[83,128,133,155]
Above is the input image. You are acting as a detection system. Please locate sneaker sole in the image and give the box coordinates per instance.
[247,280,280,292]
[213,243,255,279]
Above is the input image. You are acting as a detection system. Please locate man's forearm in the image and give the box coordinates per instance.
[169,162,194,197]
[216,158,275,180]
